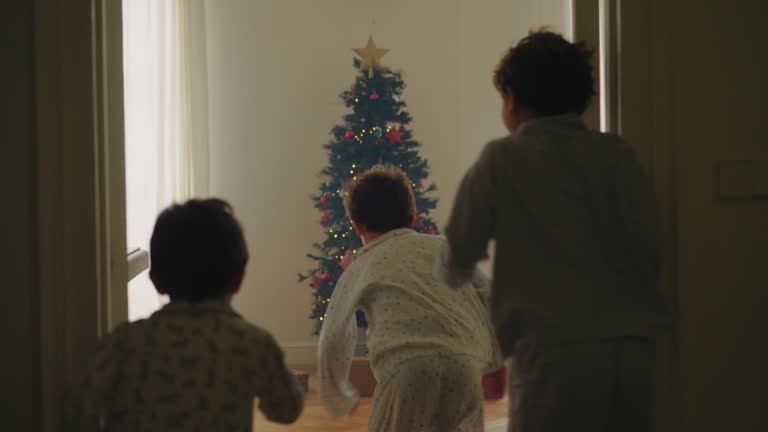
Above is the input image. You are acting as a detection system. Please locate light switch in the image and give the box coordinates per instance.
[715,160,768,199]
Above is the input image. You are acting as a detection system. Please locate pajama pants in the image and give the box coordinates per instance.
[508,337,656,432]
[369,354,484,432]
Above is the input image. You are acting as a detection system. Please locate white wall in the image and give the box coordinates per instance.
[204,0,569,364]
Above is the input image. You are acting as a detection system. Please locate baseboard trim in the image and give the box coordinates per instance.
[282,342,318,366]
[282,341,369,367]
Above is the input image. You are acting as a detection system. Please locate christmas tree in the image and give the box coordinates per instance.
[299,37,440,334]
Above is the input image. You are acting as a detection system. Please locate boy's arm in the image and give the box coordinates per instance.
[317,277,360,418]
[471,271,505,372]
[256,335,304,424]
[437,142,498,287]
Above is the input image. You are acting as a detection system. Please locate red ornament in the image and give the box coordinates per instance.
[344,129,355,139]
[320,195,328,205]
[416,180,423,189]
[426,227,436,235]
[385,127,405,145]
[320,212,332,226]
[312,276,320,290]
[414,213,425,227]
[351,87,357,94]
[322,272,331,280]
[370,91,380,100]
[344,101,351,107]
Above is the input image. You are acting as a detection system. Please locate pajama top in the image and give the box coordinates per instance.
[318,228,502,418]
[68,300,303,431]
[437,115,673,353]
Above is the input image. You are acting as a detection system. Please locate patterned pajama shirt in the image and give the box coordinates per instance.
[68,300,303,431]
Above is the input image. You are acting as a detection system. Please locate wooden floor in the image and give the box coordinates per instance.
[253,369,509,431]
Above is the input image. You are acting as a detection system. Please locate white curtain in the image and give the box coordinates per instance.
[123,0,209,321]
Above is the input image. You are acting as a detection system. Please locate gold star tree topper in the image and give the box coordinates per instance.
[353,36,390,78]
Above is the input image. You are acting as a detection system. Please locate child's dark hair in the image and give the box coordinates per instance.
[149,198,248,302]
[344,165,416,233]
[494,29,595,116]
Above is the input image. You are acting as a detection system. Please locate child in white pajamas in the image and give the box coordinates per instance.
[318,166,502,432]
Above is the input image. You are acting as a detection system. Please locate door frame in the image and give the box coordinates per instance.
[35,0,126,429]
[36,0,678,430]
[608,1,681,430]
[574,1,680,430]
[617,1,681,430]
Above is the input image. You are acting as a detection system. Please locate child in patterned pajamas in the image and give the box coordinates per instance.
[69,199,303,431]
[318,166,502,432]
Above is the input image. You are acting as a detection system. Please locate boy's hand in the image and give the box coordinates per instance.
[482,367,506,401]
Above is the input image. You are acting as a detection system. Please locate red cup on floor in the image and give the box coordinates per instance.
[482,367,506,401]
